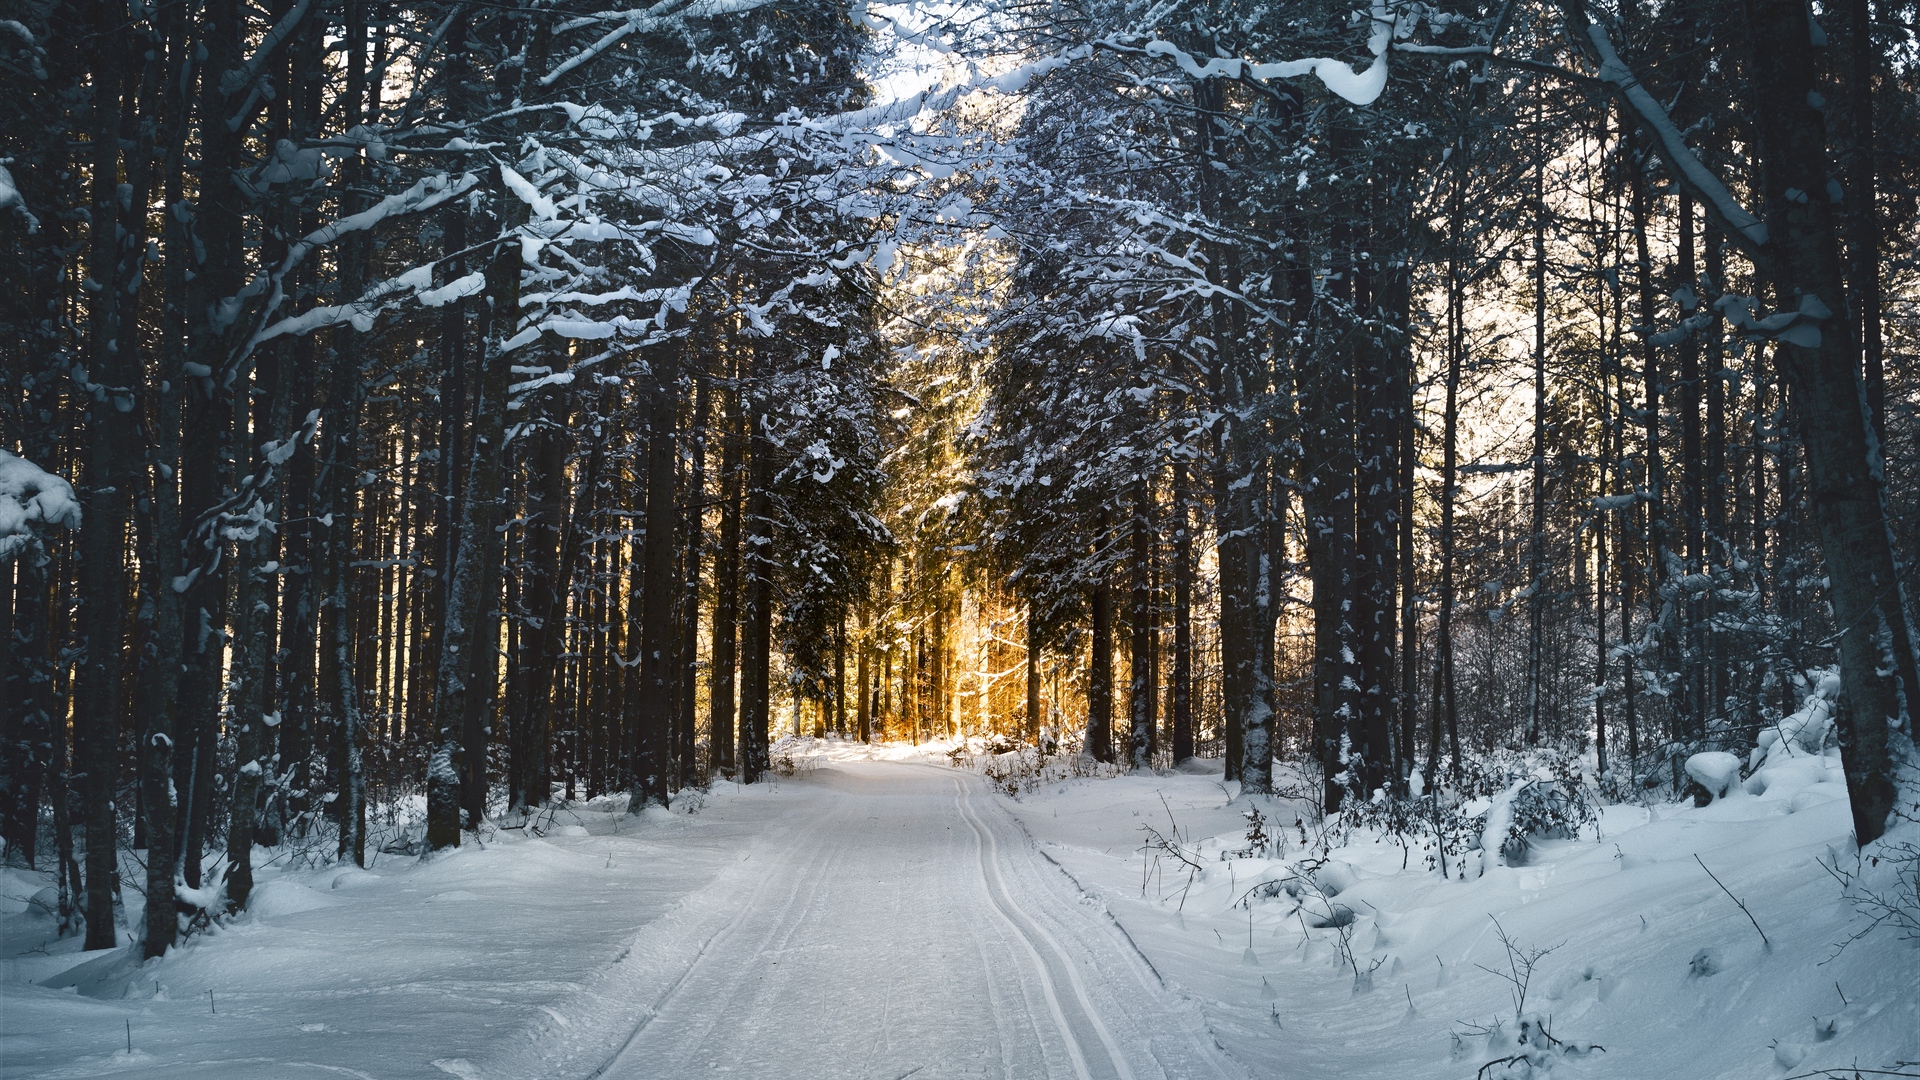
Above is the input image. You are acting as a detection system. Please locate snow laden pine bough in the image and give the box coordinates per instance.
[0,449,80,562]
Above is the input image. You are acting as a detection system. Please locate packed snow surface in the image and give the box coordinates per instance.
[3,739,1914,1079]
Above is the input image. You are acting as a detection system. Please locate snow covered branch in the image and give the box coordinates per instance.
[0,449,79,561]
[246,172,483,350]
[1097,0,1395,106]
[539,0,777,87]
[0,162,37,233]
[1561,0,1769,253]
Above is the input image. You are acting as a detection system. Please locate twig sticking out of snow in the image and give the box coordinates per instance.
[1694,853,1771,950]
[1817,842,1920,957]
[1460,919,1601,1077]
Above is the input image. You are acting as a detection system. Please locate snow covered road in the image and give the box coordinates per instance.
[3,757,1245,1080]
[12,748,1915,1080]
[580,760,1238,1080]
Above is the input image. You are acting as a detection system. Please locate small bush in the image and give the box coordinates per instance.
[1334,748,1599,876]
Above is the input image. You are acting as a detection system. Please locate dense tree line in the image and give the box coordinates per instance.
[2,0,1915,959]
[955,0,1918,829]
[0,0,935,954]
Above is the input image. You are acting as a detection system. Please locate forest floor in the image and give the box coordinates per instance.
[1,741,1915,1080]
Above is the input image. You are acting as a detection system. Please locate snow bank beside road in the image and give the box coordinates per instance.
[0,784,790,1080]
[1001,754,1917,1080]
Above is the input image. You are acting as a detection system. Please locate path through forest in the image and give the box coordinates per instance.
[2,758,1243,1080]
[579,759,1238,1080]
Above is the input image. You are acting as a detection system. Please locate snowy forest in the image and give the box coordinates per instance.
[1,0,1918,1076]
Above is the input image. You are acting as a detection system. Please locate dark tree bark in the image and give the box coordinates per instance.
[510,354,570,811]
[1171,459,1195,764]
[1128,469,1156,770]
[1846,0,1883,446]
[632,330,683,811]
[739,400,775,782]
[679,371,710,783]
[833,620,847,736]
[1527,133,1550,747]
[932,595,949,738]
[1428,228,1464,783]
[428,158,521,847]
[1704,225,1729,720]
[315,331,367,864]
[73,10,139,948]
[1087,516,1113,764]
[1025,598,1042,743]
[1738,0,1915,845]
[710,378,743,775]
[4,537,54,870]
[1302,226,1360,805]
[857,606,873,743]
[1628,152,1676,700]
[1352,139,1406,797]
[0,47,74,872]
[1396,308,1420,786]
[1677,194,1705,733]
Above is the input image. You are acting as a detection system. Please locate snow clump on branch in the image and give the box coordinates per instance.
[0,449,79,561]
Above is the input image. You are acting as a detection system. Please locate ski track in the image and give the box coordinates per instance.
[590,760,1242,1080]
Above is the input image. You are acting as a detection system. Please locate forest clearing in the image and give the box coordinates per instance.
[2,0,1918,1075]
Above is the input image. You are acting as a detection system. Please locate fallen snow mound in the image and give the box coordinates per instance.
[1685,751,1744,800]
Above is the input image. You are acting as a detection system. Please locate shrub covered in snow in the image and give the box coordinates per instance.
[1336,748,1600,876]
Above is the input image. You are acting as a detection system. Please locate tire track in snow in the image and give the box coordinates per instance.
[955,777,1137,1080]
[582,802,836,1080]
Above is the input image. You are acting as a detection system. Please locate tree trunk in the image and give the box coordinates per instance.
[1026,599,1042,745]
[1742,0,1916,845]
[711,381,743,775]
[224,331,280,911]
[679,372,710,782]
[1128,470,1155,770]
[1677,194,1705,734]
[316,333,367,864]
[1171,459,1195,764]
[1429,237,1464,782]
[1088,521,1113,764]
[1704,226,1729,722]
[74,14,138,947]
[1628,155,1676,702]
[1353,145,1406,797]
[633,330,683,811]
[858,606,873,744]
[1847,0,1882,446]
[1301,301,1357,804]
[1528,137,1549,747]
[739,401,775,782]
[428,159,520,846]
[510,354,570,811]
[833,619,848,736]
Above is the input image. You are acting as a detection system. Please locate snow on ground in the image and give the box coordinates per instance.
[0,783,802,1079]
[1,745,1237,1080]
[3,731,1914,1080]
[1000,748,1920,1080]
